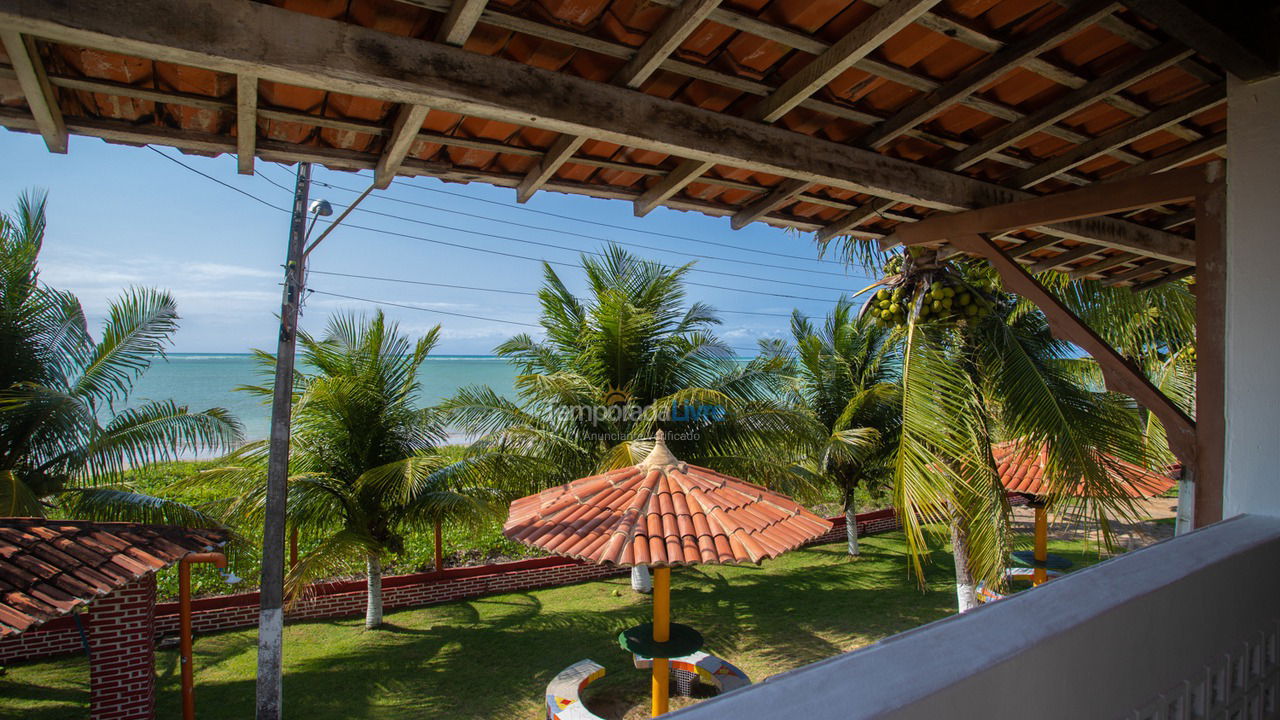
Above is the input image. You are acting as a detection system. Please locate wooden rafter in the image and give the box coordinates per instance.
[1068,251,1141,279]
[731,179,810,230]
[1010,85,1225,189]
[1100,259,1176,287]
[0,0,1192,262]
[374,104,431,189]
[1006,236,1060,260]
[860,0,1120,149]
[1123,0,1276,81]
[883,165,1212,262]
[944,42,1192,172]
[950,233,1196,464]
[435,0,488,46]
[1110,132,1227,181]
[1132,266,1193,292]
[517,0,719,204]
[0,30,65,153]
[1026,244,1100,274]
[636,0,939,217]
[749,0,941,124]
[235,74,257,175]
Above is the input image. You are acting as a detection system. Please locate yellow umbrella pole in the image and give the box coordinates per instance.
[651,566,671,717]
[1033,505,1048,586]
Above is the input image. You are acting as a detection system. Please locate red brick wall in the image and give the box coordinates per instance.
[1,510,908,665]
[87,575,156,720]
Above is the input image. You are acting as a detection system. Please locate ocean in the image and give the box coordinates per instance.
[126,354,521,444]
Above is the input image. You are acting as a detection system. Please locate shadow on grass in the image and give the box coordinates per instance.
[0,533,1000,720]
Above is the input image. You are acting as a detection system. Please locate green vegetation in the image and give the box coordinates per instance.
[0,191,241,517]
[0,531,1114,720]
[175,312,497,627]
[776,298,900,556]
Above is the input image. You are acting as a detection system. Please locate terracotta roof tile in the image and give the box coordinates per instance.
[0,518,227,637]
[993,440,1176,499]
[504,432,831,566]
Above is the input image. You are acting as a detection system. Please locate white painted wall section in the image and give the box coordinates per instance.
[1224,74,1280,519]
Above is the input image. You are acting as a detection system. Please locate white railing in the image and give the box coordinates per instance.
[672,514,1280,720]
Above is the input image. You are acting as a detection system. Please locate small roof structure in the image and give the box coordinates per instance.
[993,440,1176,499]
[0,518,227,637]
[504,431,831,566]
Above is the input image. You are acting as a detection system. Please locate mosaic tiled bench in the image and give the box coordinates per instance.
[631,651,752,695]
[545,659,607,720]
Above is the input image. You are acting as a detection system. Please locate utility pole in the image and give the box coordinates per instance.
[256,161,311,720]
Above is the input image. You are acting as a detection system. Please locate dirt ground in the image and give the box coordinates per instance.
[1010,496,1180,551]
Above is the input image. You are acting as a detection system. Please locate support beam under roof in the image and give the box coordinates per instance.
[375,104,431,189]
[636,0,941,217]
[749,0,940,124]
[950,233,1196,464]
[860,0,1120,150]
[0,0,1191,264]
[435,0,488,46]
[1010,85,1226,189]
[884,165,1213,260]
[0,30,65,153]
[1109,132,1227,181]
[517,0,719,204]
[235,74,256,175]
[731,179,810,230]
[944,42,1192,172]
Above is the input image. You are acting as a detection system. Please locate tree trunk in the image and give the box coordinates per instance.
[844,506,860,557]
[950,514,978,613]
[365,553,383,629]
[630,565,652,593]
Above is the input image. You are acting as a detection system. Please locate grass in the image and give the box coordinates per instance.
[0,531,1111,720]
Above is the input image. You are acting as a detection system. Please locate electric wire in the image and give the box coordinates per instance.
[253,167,854,292]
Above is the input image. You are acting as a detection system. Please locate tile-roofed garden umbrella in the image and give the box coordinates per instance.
[504,430,832,716]
[992,440,1176,585]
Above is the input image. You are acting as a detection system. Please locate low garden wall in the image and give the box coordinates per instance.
[0,509,901,664]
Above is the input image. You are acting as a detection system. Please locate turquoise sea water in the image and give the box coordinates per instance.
[126,354,520,444]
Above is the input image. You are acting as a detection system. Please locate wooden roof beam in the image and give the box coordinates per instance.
[1122,0,1277,81]
[944,42,1193,172]
[1109,131,1227,181]
[950,233,1196,463]
[1010,85,1226,189]
[1132,266,1194,292]
[374,104,431,189]
[883,164,1214,262]
[0,30,65,153]
[1101,259,1177,287]
[731,179,810,230]
[860,0,1120,150]
[235,74,256,175]
[749,0,940,124]
[518,0,719,204]
[636,0,940,217]
[1025,243,1102,274]
[0,0,1187,261]
[1068,251,1141,279]
[435,0,488,46]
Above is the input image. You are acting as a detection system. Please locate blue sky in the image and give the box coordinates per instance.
[1,128,875,355]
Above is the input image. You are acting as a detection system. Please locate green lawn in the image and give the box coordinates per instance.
[0,532,1109,720]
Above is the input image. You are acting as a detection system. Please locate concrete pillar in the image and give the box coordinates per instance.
[1223,73,1280,519]
[88,575,157,720]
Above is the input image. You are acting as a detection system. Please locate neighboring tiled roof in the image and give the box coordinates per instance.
[0,518,227,637]
[993,440,1175,498]
[504,432,831,566]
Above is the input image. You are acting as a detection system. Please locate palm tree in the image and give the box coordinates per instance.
[780,298,900,557]
[0,190,242,518]
[444,245,822,590]
[203,311,489,628]
[847,247,1153,612]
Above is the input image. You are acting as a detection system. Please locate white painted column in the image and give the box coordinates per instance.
[1223,74,1280,518]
